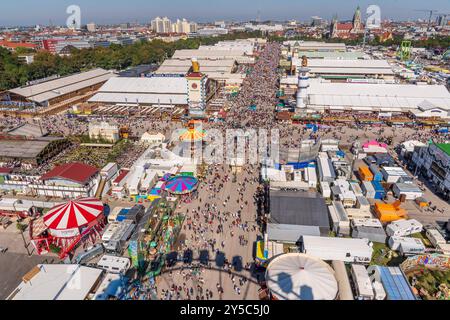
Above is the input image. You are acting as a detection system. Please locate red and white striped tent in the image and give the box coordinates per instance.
[43,198,104,238]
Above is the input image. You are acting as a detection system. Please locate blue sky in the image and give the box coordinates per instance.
[1,0,449,26]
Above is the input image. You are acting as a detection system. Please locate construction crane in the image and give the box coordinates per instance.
[414,9,438,28]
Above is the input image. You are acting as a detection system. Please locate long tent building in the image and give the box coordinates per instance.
[2,68,116,117]
[89,77,190,108]
[292,59,395,81]
[302,80,450,119]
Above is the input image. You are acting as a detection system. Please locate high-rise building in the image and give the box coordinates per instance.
[189,22,198,33]
[171,19,197,34]
[86,22,96,32]
[311,16,323,27]
[215,21,226,28]
[151,17,172,33]
[436,15,448,27]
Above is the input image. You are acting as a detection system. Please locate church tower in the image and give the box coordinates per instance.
[330,14,338,38]
[352,6,362,32]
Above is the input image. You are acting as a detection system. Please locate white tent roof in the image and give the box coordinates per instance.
[265,253,338,300]
[95,77,188,94]
[9,69,115,103]
[9,264,102,300]
[172,49,247,60]
[89,77,189,105]
[89,92,187,105]
[307,81,450,111]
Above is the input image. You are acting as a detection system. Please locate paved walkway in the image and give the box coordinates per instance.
[157,164,262,300]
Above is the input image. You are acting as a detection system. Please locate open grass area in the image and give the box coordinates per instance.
[411,232,432,247]
[370,242,406,266]
[55,139,132,169]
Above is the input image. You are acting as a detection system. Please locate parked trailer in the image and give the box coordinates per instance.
[101,162,119,181]
[351,264,374,300]
[317,156,336,183]
[0,198,35,218]
[301,236,373,263]
[332,201,350,236]
[73,244,104,264]
[386,219,423,237]
[381,167,409,184]
[320,181,331,198]
[371,181,386,200]
[104,220,135,254]
[425,228,446,247]
[388,236,426,255]
[369,164,383,182]
[361,181,375,199]
[96,255,131,274]
[392,183,423,200]
[358,166,373,182]
[349,182,364,197]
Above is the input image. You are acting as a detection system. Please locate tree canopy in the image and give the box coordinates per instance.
[0,31,262,91]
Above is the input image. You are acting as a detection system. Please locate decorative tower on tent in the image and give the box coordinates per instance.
[296,55,310,110]
[187,58,207,118]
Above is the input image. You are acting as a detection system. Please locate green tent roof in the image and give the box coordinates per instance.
[436,143,450,157]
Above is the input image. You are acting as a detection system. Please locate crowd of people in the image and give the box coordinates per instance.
[156,43,283,300]
[158,162,262,300]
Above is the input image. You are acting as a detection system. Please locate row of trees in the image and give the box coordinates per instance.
[0,31,263,91]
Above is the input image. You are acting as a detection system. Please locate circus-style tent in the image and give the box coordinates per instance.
[265,253,338,300]
[43,198,104,237]
[30,198,106,259]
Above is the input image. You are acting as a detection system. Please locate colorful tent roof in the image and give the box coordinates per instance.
[363,140,388,149]
[44,198,104,231]
[178,128,206,142]
[163,176,198,195]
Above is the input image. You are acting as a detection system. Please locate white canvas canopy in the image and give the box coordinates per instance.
[266,253,338,300]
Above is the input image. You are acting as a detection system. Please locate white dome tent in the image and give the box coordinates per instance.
[265,253,338,300]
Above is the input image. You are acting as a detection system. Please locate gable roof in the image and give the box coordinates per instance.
[41,162,99,184]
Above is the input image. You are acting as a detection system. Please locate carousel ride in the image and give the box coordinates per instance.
[30,197,106,259]
[162,175,199,196]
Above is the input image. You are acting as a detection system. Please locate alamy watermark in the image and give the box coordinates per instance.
[66,5,81,29]
[366,5,381,29]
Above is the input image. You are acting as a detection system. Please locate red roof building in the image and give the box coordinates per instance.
[0,167,13,175]
[0,40,37,51]
[41,162,99,185]
[112,169,130,186]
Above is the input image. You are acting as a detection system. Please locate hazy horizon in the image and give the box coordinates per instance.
[1,0,449,27]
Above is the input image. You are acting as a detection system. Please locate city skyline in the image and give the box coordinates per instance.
[1,0,450,27]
